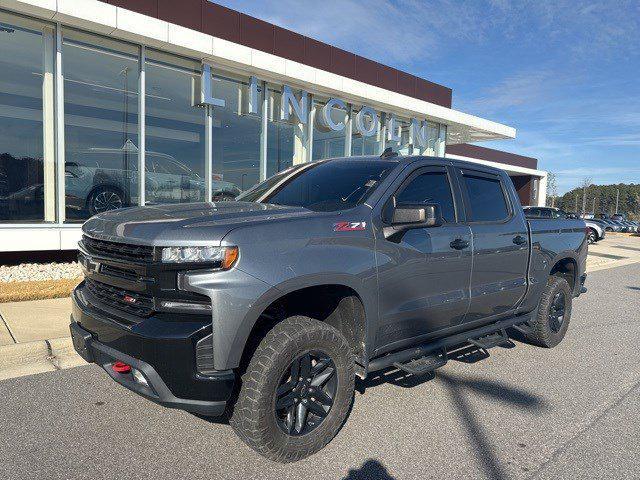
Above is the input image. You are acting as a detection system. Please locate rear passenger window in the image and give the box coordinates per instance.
[396,171,456,223]
[462,173,510,222]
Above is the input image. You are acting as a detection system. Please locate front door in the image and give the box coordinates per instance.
[374,165,472,354]
[455,167,529,322]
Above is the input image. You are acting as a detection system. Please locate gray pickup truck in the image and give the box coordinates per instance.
[70,155,588,462]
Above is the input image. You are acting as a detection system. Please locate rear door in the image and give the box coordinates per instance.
[455,167,529,323]
[373,163,472,354]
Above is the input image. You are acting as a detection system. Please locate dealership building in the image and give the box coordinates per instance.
[0,0,547,252]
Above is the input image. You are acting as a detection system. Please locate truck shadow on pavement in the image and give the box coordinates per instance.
[356,344,549,480]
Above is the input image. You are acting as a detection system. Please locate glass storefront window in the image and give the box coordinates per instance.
[210,73,261,195]
[351,107,382,156]
[145,51,205,204]
[312,98,347,161]
[267,85,307,178]
[385,116,411,155]
[63,30,139,221]
[0,15,50,222]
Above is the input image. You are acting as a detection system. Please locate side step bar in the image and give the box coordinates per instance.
[393,349,447,376]
[368,314,530,374]
[467,329,511,350]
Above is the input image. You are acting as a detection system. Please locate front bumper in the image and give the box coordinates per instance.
[70,286,234,416]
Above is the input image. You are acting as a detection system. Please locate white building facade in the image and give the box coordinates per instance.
[0,0,546,252]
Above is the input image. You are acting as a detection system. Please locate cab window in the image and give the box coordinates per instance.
[395,171,456,223]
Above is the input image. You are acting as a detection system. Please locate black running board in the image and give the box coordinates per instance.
[393,349,447,376]
[368,314,530,373]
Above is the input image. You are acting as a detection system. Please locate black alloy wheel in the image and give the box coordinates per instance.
[90,188,124,214]
[229,316,355,462]
[522,275,572,348]
[274,351,337,436]
[548,290,567,333]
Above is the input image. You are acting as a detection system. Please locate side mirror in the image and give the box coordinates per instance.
[384,203,442,239]
[392,204,438,227]
[392,203,442,227]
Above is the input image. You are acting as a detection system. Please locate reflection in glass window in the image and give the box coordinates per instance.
[211,74,261,195]
[385,116,411,155]
[267,86,307,178]
[63,31,139,221]
[351,108,382,156]
[257,159,395,212]
[396,171,455,222]
[145,52,205,205]
[0,18,46,222]
[312,98,346,161]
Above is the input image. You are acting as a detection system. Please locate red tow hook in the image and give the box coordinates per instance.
[112,361,132,374]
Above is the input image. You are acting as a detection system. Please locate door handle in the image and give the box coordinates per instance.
[450,238,469,250]
[513,235,527,245]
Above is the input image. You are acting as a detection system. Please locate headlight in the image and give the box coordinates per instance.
[160,245,238,269]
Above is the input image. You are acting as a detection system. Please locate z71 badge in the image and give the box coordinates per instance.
[333,221,367,232]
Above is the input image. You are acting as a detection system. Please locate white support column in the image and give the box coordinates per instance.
[205,105,213,201]
[379,113,387,154]
[42,26,56,222]
[137,45,146,205]
[344,104,353,156]
[537,174,548,207]
[54,24,66,224]
[259,81,268,181]
[436,123,447,157]
[306,95,315,162]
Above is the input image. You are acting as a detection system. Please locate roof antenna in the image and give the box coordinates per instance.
[380,147,398,159]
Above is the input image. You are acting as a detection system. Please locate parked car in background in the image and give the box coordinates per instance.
[622,220,639,233]
[611,220,630,232]
[599,219,622,232]
[524,206,602,244]
[65,148,241,216]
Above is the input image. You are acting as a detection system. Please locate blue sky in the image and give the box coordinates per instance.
[213,0,639,193]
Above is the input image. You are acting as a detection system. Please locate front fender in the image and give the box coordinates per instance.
[180,267,275,371]
[181,268,376,371]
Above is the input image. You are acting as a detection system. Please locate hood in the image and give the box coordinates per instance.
[82,201,312,246]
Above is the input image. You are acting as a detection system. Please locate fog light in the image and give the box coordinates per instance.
[131,368,149,388]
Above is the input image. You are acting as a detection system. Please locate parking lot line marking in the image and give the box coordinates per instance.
[0,312,17,344]
[612,245,640,253]
[588,252,627,260]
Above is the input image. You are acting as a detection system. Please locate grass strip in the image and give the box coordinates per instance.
[0,278,82,303]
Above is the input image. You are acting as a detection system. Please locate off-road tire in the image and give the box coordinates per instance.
[525,276,572,348]
[229,316,355,463]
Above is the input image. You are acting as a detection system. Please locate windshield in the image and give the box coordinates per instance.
[236,159,396,212]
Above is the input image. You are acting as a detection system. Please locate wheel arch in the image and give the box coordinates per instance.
[231,277,371,374]
[549,256,578,292]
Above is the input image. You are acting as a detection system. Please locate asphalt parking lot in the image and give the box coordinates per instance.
[1,262,639,480]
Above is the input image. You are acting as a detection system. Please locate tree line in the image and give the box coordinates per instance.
[548,179,640,220]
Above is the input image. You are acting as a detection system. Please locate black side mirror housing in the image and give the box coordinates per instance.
[384,203,443,239]
[392,204,440,227]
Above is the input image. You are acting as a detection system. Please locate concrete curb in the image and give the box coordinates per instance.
[0,340,50,369]
[0,336,86,381]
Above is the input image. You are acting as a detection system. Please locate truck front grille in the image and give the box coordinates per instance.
[85,279,154,318]
[82,235,154,263]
